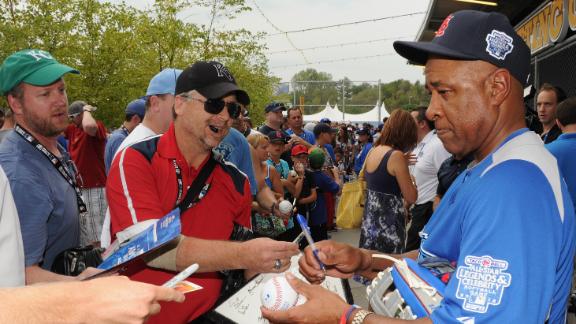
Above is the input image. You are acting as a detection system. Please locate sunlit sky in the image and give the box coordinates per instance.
[111,0,430,84]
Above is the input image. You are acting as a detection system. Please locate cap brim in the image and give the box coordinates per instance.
[199,82,251,105]
[393,40,478,65]
[23,63,79,86]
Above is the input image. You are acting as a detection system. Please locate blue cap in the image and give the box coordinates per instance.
[319,118,331,124]
[146,68,183,96]
[125,98,146,119]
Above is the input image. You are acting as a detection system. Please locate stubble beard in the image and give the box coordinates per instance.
[22,108,65,138]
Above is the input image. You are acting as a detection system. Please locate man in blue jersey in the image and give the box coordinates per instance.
[262,10,576,324]
[546,97,576,210]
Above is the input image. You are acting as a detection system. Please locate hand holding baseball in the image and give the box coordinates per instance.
[261,273,348,324]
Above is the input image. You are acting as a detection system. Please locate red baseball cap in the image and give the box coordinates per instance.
[291,144,308,156]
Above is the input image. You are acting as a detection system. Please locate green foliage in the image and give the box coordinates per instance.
[0,0,272,127]
[288,68,429,116]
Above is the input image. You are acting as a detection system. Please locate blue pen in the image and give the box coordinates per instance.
[296,214,327,274]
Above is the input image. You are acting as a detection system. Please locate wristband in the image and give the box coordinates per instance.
[340,305,359,324]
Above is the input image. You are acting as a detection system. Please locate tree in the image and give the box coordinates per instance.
[0,0,275,128]
[291,68,339,114]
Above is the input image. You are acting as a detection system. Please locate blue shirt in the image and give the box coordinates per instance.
[104,127,129,174]
[0,131,79,270]
[354,142,373,174]
[214,128,257,195]
[309,170,340,225]
[267,159,290,179]
[286,128,316,145]
[546,132,576,211]
[420,129,575,323]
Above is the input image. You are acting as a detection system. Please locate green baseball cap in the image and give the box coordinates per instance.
[308,148,326,170]
[0,49,79,95]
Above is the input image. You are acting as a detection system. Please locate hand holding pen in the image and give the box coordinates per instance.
[297,239,373,285]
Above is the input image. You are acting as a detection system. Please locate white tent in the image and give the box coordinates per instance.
[303,101,389,123]
[303,102,345,122]
[343,102,389,123]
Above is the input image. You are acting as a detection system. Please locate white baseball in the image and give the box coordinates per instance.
[278,200,293,214]
[261,275,299,310]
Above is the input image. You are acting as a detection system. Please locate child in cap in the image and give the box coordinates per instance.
[307,148,342,242]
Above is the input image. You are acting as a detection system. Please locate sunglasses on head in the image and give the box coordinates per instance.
[181,94,241,119]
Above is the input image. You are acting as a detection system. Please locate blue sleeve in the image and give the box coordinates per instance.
[216,130,258,195]
[324,144,336,161]
[9,171,51,267]
[306,131,316,145]
[354,144,371,174]
[430,161,575,323]
[104,134,123,174]
[316,173,340,194]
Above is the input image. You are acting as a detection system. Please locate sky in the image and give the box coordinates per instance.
[113,0,431,85]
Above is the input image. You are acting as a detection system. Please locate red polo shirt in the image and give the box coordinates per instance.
[65,121,107,188]
[106,123,251,323]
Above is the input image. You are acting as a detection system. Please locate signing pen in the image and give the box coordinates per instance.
[296,214,327,274]
[162,263,199,288]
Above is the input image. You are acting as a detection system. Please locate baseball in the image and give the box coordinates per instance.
[278,200,293,214]
[261,275,299,310]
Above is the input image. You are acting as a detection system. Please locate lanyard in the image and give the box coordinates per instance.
[14,124,87,213]
[171,154,216,212]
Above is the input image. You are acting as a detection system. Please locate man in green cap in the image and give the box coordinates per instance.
[0,49,97,283]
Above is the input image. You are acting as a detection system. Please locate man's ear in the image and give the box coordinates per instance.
[7,94,23,116]
[556,118,564,130]
[489,69,511,107]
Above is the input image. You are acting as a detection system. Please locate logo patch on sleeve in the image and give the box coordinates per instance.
[455,255,512,313]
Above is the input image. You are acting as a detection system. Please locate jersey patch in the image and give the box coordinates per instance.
[455,255,511,313]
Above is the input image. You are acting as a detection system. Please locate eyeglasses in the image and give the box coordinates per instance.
[181,94,241,119]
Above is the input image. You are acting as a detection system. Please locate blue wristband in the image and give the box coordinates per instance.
[345,304,359,324]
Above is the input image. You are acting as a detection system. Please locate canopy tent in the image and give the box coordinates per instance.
[344,102,389,123]
[303,102,389,123]
[303,102,344,122]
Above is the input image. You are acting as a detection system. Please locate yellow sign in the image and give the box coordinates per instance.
[515,0,569,54]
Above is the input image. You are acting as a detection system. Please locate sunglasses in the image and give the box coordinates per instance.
[182,94,241,119]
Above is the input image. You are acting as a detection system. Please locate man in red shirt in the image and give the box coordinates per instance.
[106,61,299,323]
[65,101,107,246]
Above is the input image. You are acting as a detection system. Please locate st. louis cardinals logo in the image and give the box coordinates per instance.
[435,14,453,37]
[212,63,234,81]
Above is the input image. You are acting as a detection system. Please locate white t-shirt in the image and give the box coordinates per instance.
[0,166,25,287]
[411,131,451,205]
[101,124,158,247]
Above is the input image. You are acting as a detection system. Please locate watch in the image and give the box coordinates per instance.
[351,309,374,324]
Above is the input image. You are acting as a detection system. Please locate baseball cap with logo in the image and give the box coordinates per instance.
[176,61,250,105]
[0,49,79,96]
[125,98,146,119]
[393,10,531,86]
[146,68,182,97]
[267,130,290,144]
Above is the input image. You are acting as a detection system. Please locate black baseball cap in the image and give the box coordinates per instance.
[356,128,370,136]
[265,102,287,113]
[393,10,531,86]
[313,123,337,138]
[267,130,290,144]
[176,61,250,105]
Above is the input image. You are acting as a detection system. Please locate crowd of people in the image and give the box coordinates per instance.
[0,8,574,324]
